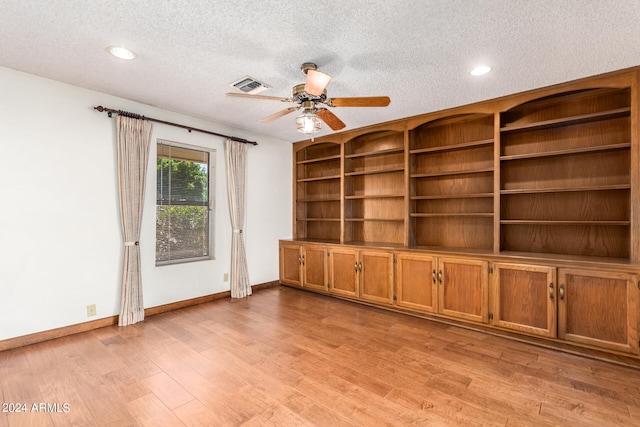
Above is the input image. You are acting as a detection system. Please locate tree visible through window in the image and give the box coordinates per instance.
[156,141,215,264]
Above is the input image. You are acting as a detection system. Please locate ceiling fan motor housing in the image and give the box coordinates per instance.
[300,100,316,113]
[292,83,327,104]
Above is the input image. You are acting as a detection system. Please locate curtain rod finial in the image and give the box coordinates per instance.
[94,105,113,117]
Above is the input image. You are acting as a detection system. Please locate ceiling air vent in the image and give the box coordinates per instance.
[229,76,271,94]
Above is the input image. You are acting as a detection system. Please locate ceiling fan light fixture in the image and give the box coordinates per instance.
[304,69,331,96]
[296,111,322,134]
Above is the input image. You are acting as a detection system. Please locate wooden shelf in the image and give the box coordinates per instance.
[410,138,493,155]
[500,184,631,195]
[297,175,341,183]
[411,193,493,200]
[501,220,630,226]
[345,167,404,177]
[500,142,630,161]
[296,154,341,165]
[297,197,341,202]
[344,147,404,159]
[411,167,493,179]
[500,107,630,134]
[345,194,404,200]
[411,213,493,218]
[345,218,404,222]
[297,218,341,222]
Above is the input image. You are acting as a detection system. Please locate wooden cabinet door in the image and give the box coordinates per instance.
[279,242,302,287]
[438,257,488,323]
[359,250,394,304]
[329,247,359,297]
[492,263,557,338]
[558,269,638,354]
[396,252,437,313]
[303,245,328,292]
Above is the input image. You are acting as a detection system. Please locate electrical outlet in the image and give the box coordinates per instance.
[86,304,97,317]
[224,273,229,282]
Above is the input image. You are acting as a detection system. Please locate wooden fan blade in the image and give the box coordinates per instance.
[259,108,298,123]
[317,109,346,131]
[226,92,290,102]
[329,96,391,107]
[304,69,331,96]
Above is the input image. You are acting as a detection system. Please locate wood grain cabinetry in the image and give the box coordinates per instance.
[558,268,638,354]
[490,263,639,355]
[437,257,489,323]
[328,246,358,297]
[359,250,394,304]
[329,246,394,304]
[283,240,640,357]
[280,242,304,287]
[279,242,328,291]
[491,263,557,338]
[285,67,640,361]
[396,253,489,323]
[395,252,437,313]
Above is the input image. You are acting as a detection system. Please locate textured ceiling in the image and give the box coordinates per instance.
[2,0,640,142]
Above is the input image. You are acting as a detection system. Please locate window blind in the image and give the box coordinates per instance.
[156,142,213,264]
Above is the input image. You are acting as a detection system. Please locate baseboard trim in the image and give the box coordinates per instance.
[0,280,279,352]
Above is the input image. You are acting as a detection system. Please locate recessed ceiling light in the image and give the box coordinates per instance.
[470,65,491,76]
[106,46,137,60]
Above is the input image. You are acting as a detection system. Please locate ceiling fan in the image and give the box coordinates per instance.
[226,63,391,135]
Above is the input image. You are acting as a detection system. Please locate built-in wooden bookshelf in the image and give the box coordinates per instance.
[291,68,637,263]
[343,130,405,245]
[285,67,640,363]
[409,113,494,250]
[499,87,631,258]
[295,141,342,242]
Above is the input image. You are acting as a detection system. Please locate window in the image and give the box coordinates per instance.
[156,140,215,264]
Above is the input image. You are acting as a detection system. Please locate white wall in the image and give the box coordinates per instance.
[0,66,292,341]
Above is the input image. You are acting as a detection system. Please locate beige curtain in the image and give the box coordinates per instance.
[116,115,153,326]
[225,139,251,298]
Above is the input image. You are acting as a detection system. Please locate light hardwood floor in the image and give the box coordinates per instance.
[2,285,640,426]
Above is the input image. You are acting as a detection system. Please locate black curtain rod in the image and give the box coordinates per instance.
[94,105,258,146]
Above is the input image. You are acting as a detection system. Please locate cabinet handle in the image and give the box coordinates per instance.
[358,261,363,272]
[355,261,358,272]
[298,256,302,265]
[438,270,443,284]
[549,282,554,300]
[301,255,305,266]
[432,270,436,284]
[559,283,565,300]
